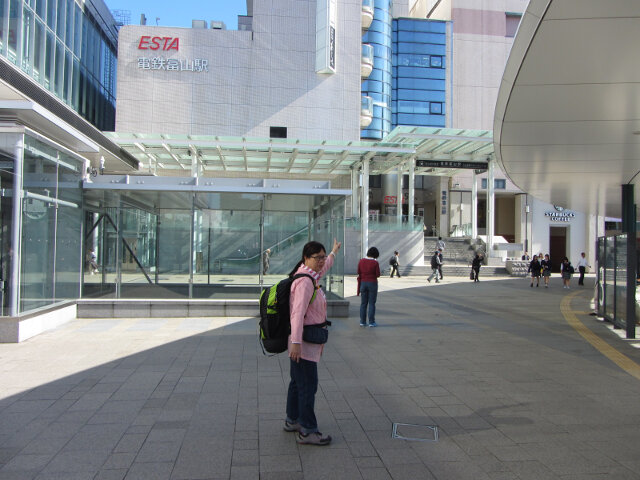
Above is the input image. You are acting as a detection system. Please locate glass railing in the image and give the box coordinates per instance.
[362,0,374,29]
[347,215,424,232]
[362,44,373,65]
[361,95,373,116]
[362,0,374,14]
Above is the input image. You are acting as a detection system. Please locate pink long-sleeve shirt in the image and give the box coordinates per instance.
[288,253,334,363]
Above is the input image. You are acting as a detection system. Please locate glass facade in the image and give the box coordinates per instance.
[597,233,640,330]
[392,18,446,128]
[361,0,392,140]
[83,190,346,301]
[0,0,117,131]
[0,132,84,315]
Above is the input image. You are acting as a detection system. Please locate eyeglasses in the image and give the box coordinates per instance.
[310,255,327,261]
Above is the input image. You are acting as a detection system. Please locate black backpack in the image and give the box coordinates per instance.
[259,274,316,354]
[430,253,439,269]
[389,256,396,266]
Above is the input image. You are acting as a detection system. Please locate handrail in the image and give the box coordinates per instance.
[224,224,310,262]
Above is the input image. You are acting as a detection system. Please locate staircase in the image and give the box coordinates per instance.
[395,237,507,277]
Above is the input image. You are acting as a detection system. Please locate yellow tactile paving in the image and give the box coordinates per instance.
[561,292,640,381]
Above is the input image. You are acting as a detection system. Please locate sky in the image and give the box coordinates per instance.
[105,0,247,30]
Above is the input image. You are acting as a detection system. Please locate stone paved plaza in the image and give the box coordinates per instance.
[1,274,640,479]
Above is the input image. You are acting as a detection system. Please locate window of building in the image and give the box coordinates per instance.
[506,13,522,38]
[269,127,287,139]
[429,102,442,114]
[481,179,507,189]
[430,55,443,68]
[369,175,382,188]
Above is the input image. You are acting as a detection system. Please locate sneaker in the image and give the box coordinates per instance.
[530,284,533,288]
[545,285,548,288]
[283,420,301,432]
[359,322,366,327]
[427,278,431,283]
[368,322,378,327]
[296,431,331,446]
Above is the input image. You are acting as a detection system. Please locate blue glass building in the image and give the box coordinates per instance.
[0,0,118,131]
[361,0,392,140]
[392,18,446,128]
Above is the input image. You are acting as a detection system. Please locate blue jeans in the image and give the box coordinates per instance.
[359,281,378,325]
[286,358,318,434]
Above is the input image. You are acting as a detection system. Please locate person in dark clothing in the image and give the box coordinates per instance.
[389,251,400,278]
[357,247,381,327]
[471,253,482,282]
[528,255,541,287]
[561,257,574,289]
[540,254,552,288]
[437,248,444,280]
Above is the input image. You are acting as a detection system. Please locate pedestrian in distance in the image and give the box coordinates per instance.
[438,248,444,280]
[540,254,552,288]
[521,251,530,261]
[577,252,590,286]
[262,248,271,274]
[471,253,482,282]
[528,254,541,287]
[86,249,99,274]
[561,256,574,289]
[389,250,401,278]
[284,239,341,446]
[427,250,441,283]
[436,236,445,252]
[357,247,381,327]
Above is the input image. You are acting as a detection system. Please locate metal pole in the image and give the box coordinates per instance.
[9,137,24,316]
[189,194,195,298]
[408,157,415,221]
[351,167,359,218]
[396,166,403,225]
[361,161,369,258]
[622,184,636,339]
[471,170,477,240]
[259,196,265,287]
[486,159,495,258]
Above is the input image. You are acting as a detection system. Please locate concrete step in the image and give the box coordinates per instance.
[392,265,509,277]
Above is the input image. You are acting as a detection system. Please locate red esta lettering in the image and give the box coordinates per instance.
[138,36,179,51]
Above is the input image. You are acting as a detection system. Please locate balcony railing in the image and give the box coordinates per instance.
[362,0,374,30]
[361,44,373,78]
[360,95,373,128]
[347,215,425,232]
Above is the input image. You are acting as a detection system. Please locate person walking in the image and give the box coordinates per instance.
[540,254,552,288]
[577,252,590,286]
[262,248,271,275]
[528,254,541,287]
[436,236,445,252]
[471,253,482,282]
[427,250,441,283]
[437,248,444,280]
[561,256,574,289]
[285,239,341,446]
[357,247,381,327]
[389,250,400,278]
[521,251,530,261]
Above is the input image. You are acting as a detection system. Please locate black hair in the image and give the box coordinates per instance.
[394,250,398,255]
[288,241,326,277]
[366,247,379,258]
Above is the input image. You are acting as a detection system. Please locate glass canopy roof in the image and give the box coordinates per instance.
[106,127,494,176]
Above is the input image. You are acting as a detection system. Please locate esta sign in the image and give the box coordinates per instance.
[138,36,179,51]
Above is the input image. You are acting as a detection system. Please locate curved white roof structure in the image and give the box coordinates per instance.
[494,0,640,219]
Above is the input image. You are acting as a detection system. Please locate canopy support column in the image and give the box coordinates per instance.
[361,160,369,258]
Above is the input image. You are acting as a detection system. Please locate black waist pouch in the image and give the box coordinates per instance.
[302,320,331,344]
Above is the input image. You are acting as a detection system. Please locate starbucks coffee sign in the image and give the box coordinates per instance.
[545,206,576,222]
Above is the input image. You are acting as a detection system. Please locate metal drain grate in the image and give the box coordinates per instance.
[392,423,439,442]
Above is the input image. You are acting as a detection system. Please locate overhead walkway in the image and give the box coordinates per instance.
[2,275,640,479]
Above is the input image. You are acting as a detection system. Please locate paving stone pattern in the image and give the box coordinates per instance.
[1,275,640,479]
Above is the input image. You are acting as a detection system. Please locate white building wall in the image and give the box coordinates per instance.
[116,0,362,140]
[529,197,595,268]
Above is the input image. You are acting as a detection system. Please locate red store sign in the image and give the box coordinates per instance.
[138,36,179,51]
